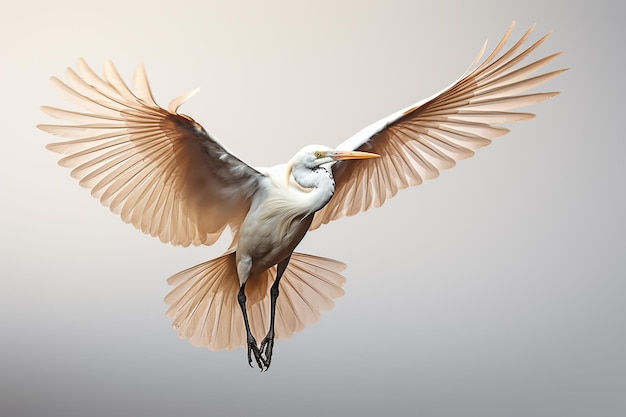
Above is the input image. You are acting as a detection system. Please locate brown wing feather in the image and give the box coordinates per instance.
[311,22,566,230]
[39,59,264,247]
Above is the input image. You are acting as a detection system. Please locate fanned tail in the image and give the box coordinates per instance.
[165,251,243,350]
[164,252,347,351]
[249,253,347,343]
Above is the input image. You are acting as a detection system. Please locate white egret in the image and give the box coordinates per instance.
[39,22,565,370]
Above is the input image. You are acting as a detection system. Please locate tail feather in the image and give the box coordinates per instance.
[165,252,244,350]
[164,252,347,351]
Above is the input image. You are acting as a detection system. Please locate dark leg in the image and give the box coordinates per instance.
[237,283,265,370]
[259,255,291,370]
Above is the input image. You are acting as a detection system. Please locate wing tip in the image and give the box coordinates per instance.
[168,87,201,114]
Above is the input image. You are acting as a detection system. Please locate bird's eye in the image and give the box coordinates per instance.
[314,151,323,158]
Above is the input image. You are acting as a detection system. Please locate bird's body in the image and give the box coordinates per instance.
[238,151,335,280]
[39,22,565,370]
[236,186,314,278]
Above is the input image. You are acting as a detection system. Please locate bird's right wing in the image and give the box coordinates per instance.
[310,22,565,230]
[39,59,265,247]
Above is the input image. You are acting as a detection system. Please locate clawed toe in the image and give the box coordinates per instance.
[259,334,275,370]
[246,338,265,370]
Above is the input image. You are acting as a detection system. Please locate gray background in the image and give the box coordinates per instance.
[2,0,624,416]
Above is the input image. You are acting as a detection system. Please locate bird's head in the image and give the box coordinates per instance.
[286,145,379,187]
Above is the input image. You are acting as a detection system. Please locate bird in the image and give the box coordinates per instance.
[38,22,565,371]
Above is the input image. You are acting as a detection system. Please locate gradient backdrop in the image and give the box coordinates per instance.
[2,1,624,416]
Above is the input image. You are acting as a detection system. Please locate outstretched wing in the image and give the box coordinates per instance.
[39,59,265,247]
[310,22,565,230]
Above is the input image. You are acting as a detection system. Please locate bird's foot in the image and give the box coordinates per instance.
[246,336,265,371]
[259,331,275,371]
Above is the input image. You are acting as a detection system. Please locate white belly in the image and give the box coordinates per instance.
[236,188,315,277]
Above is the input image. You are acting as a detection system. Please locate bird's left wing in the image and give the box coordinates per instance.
[39,59,265,247]
[310,23,565,230]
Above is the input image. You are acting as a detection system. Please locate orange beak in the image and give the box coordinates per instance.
[329,150,380,161]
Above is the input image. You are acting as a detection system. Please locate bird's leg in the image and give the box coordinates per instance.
[237,283,265,370]
[259,255,291,370]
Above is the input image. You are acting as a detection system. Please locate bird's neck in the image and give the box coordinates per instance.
[291,166,335,214]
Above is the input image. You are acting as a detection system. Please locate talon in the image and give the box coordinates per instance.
[259,332,275,370]
[246,335,265,370]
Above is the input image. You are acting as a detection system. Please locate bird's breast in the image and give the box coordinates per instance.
[237,190,316,274]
